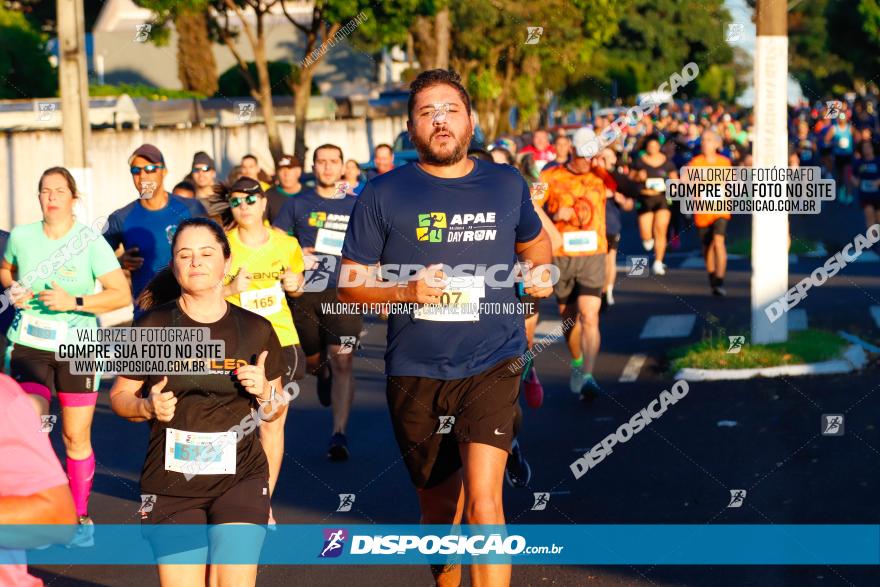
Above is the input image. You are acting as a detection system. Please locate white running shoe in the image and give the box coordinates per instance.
[569,366,583,394]
[642,239,655,251]
[652,260,667,276]
[66,516,95,548]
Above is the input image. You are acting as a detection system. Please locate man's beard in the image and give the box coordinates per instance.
[412,126,472,166]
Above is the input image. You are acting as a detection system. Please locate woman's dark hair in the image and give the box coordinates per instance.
[468,148,493,162]
[491,147,515,165]
[38,166,78,197]
[518,153,539,182]
[136,217,231,311]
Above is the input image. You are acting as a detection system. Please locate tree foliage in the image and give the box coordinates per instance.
[0,5,56,98]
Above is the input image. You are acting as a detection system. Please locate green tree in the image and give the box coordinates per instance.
[279,0,422,161]
[133,0,219,97]
[0,5,55,98]
[443,0,627,137]
[748,0,880,96]
[591,0,736,102]
[218,61,303,96]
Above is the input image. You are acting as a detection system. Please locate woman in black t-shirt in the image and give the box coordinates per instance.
[110,217,286,587]
[630,136,678,275]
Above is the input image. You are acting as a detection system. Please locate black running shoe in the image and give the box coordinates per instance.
[328,432,350,461]
[579,375,602,402]
[504,439,533,488]
[317,364,332,407]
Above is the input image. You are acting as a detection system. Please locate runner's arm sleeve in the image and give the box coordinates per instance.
[263,325,284,382]
[2,229,15,264]
[104,211,123,249]
[340,183,385,265]
[89,236,123,279]
[0,389,68,497]
[289,237,305,274]
[516,180,543,243]
[272,198,295,236]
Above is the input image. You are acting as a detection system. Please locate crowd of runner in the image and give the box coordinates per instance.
[0,73,875,587]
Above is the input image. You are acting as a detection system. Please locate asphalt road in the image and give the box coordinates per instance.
[30,199,880,586]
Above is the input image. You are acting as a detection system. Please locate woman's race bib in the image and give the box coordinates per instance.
[165,428,236,476]
[861,179,878,193]
[645,178,666,192]
[19,314,68,350]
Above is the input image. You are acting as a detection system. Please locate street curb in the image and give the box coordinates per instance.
[673,345,867,382]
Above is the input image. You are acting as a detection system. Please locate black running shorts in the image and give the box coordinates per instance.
[290,290,363,357]
[386,357,522,489]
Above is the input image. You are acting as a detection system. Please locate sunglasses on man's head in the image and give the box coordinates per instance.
[229,194,261,208]
[130,164,164,175]
[192,165,213,173]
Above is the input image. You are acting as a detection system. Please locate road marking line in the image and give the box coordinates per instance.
[854,251,879,263]
[871,306,880,329]
[789,308,808,331]
[679,256,705,269]
[640,314,696,339]
[533,320,565,346]
[619,354,647,382]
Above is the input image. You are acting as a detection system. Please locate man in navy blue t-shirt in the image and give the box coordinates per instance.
[104,144,206,315]
[339,69,553,587]
[273,144,361,461]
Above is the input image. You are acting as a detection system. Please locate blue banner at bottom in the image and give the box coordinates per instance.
[3,525,878,565]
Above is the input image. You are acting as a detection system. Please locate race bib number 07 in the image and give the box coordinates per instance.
[413,276,485,322]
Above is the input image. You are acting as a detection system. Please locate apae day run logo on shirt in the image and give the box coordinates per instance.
[416,211,498,244]
[165,224,177,244]
[309,212,327,228]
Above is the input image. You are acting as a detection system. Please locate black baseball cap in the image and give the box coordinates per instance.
[276,154,302,168]
[129,143,164,165]
[228,177,263,196]
[192,151,215,169]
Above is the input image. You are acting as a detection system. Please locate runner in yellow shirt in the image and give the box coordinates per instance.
[222,177,305,525]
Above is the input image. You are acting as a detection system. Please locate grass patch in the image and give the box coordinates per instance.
[668,329,847,372]
[726,238,820,256]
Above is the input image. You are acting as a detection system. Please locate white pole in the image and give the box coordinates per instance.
[751,0,789,343]
[57,0,93,221]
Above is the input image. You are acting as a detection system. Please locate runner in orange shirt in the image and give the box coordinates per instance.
[688,130,732,297]
[540,128,610,399]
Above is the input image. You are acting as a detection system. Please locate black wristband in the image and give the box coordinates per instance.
[75,296,84,309]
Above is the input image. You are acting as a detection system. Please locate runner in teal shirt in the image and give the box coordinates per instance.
[0,166,130,544]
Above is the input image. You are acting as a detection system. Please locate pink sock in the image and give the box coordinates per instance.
[67,453,95,518]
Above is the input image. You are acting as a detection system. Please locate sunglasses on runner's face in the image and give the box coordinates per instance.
[130,164,164,175]
[192,165,213,173]
[229,194,261,208]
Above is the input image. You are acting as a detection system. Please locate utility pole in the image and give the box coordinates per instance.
[751,0,789,343]
[57,0,93,219]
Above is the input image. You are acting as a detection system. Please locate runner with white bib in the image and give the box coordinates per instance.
[109,217,286,587]
[540,127,610,399]
[273,144,360,461]
[339,69,554,587]
[0,167,131,545]
[222,176,306,524]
